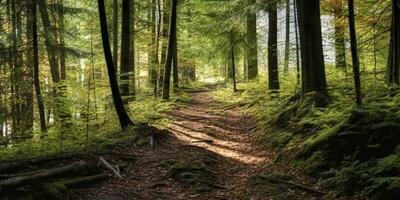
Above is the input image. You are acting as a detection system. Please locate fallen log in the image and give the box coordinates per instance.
[0,161,87,187]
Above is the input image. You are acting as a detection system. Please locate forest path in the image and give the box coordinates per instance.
[165,88,271,198]
[75,87,325,200]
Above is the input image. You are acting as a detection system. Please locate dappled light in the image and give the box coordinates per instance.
[0,0,399,199]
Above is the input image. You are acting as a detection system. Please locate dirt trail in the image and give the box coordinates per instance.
[74,88,324,200]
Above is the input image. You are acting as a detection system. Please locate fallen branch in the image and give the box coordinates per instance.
[257,174,326,195]
[99,157,122,179]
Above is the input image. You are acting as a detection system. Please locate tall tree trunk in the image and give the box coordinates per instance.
[246,0,258,80]
[98,0,133,130]
[268,1,280,90]
[333,0,347,69]
[172,28,178,91]
[32,0,47,132]
[130,0,136,99]
[38,0,60,83]
[294,0,300,85]
[113,0,119,72]
[120,0,132,101]
[59,0,66,80]
[231,33,237,93]
[25,0,35,135]
[296,0,328,106]
[159,0,170,94]
[162,0,177,100]
[388,0,400,84]
[283,0,290,74]
[347,0,362,105]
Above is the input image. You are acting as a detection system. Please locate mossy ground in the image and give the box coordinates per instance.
[212,75,400,199]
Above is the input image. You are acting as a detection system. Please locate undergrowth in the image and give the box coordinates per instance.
[0,92,191,161]
[212,69,400,199]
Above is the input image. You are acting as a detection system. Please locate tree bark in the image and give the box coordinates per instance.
[348,0,362,105]
[333,0,347,69]
[98,0,133,130]
[32,0,47,132]
[172,28,179,91]
[388,0,400,84]
[283,0,290,74]
[296,0,328,106]
[268,1,280,90]
[162,0,177,100]
[246,0,258,80]
[113,0,119,72]
[120,0,132,101]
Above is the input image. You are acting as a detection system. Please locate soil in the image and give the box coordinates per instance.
[72,88,333,200]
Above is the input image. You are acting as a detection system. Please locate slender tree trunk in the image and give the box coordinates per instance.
[38,0,60,83]
[159,0,170,94]
[283,0,290,74]
[113,0,119,72]
[246,0,258,80]
[347,0,362,105]
[294,0,300,85]
[231,35,237,93]
[333,0,347,69]
[32,0,47,132]
[130,0,136,99]
[98,0,133,130]
[162,0,177,100]
[172,28,178,91]
[296,0,328,106]
[388,0,400,84]
[59,0,66,80]
[120,0,132,102]
[268,1,280,90]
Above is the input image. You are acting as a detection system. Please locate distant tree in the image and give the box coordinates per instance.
[98,0,133,130]
[347,0,362,105]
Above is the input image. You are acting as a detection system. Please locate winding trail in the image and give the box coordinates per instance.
[75,88,325,200]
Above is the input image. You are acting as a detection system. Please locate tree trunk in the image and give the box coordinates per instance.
[59,0,66,80]
[130,0,136,99]
[38,0,60,83]
[294,0,300,85]
[98,0,133,130]
[283,0,290,74]
[231,40,237,93]
[172,28,179,91]
[333,0,347,69]
[32,0,47,132]
[159,0,170,94]
[388,0,400,84]
[348,0,362,105]
[246,0,258,80]
[162,0,177,100]
[268,1,280,90]
[296,0,328,106]
[113,0,119,72]
[120,0,132,102]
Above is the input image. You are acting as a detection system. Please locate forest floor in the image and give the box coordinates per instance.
[73,86,331,200]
